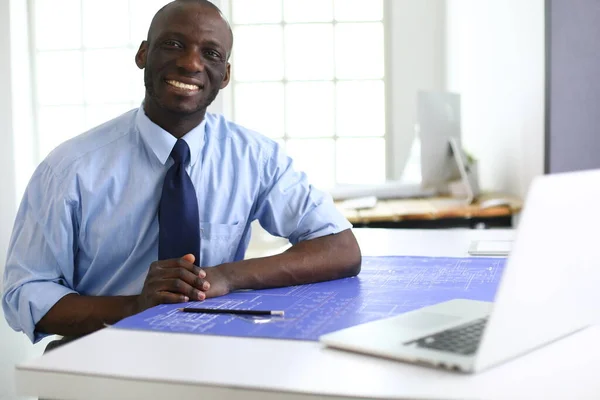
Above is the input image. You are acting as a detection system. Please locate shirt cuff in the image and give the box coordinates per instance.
[10,281,77,343]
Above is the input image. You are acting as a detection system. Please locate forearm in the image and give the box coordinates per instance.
[221,229,362,291]
[36,293,138,337]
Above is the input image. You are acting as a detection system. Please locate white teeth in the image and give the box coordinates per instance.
[166,80,199,90]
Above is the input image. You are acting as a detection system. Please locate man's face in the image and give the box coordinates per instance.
[135,4,232,115]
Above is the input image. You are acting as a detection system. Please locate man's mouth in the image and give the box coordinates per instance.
[165,79,201,92]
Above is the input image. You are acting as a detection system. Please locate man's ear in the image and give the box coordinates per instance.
[220,63,231,89]
[135,41,148,69]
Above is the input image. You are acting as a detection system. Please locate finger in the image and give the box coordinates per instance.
[161,279,206,301]
[156,257,205,278]
[156,291,190,304]
[182,253,195,264]
[160,268,210,291]
[181,254,206,278]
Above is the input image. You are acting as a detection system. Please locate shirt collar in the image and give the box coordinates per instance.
[135,106,206,167]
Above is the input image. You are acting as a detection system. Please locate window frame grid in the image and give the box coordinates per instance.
[27,0,147,160]
[227,0,388,186]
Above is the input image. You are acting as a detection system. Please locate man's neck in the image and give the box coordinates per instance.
[143,100,206,139]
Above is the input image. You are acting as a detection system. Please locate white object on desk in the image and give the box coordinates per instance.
[338,195,377,210]
[468,240,512,256]
[479,198,513,210]
[328,181,436,200]
[15,229,600,400]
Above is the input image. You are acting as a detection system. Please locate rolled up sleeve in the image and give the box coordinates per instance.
[254,144,352,245]
[1,162,78,343]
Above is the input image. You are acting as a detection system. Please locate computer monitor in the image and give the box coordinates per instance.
[417,90,479,202]
[418,91,462,189]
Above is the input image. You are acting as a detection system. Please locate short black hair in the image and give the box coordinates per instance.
[147,0,233,54]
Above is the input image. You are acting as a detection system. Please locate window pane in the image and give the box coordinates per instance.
[286,139,335,189]
[130,0,171,45]
[37,106,85,158]
[36,51,83,105]
[286,82,334,137]
[84,49,138,104]
[233,26,283,81]
[34,0,81,50]
[85,103,135,129]
[83,0,130,48]
[285,24,334,80]
[335,23,384,79]
[232,0,282,24]
[336,81,384,136]
[284,0,333,22]
[234,83,284,138]
[336,138,385,184]
[334,0,383,21]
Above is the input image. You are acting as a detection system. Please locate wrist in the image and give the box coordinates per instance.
[217,263,237,293]
[124,295,142,317]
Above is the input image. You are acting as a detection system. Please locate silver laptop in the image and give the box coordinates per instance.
[320,169,600,373]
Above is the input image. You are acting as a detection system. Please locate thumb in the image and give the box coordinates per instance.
[182,253,195,264]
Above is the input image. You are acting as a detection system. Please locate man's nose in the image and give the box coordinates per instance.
[176,49,205,73]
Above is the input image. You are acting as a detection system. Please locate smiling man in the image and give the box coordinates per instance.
[1,0,361,346]
[140,0,233,135]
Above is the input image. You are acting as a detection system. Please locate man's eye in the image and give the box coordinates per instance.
[204,50,222,59]
[164,40,182,48]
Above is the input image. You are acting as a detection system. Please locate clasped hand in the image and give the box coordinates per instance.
[135,254,230,313]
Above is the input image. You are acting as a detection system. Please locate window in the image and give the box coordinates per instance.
[29,0,387,189]
[30,0,170,158]
[229,0,386,189]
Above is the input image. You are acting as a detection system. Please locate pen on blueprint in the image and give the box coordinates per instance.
[177,308,285,316]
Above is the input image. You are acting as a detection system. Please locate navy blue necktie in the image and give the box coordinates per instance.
[158,139,200,262]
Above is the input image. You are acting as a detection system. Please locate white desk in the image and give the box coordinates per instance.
[16,229,600,400]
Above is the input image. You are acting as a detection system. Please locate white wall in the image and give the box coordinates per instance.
[445,0,545,197]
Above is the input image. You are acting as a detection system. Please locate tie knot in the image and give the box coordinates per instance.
[170,139,191,165]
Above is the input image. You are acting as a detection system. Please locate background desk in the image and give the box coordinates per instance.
[16,229,600,400]
[337,194,523,229]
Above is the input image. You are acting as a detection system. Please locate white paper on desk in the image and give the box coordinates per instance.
[468,240,512,256]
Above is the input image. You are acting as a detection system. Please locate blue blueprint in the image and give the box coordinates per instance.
[113,256,506,341]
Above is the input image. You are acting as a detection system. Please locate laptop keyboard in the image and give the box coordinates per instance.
[405,317,488,356]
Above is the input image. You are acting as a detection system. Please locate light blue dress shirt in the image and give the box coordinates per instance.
[2,107,351,343]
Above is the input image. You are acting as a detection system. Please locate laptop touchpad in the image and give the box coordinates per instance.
[399,312,462,330]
